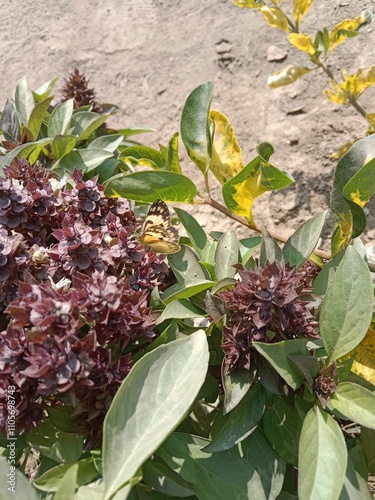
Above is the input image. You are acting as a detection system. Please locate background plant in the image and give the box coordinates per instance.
[234,0,375,156]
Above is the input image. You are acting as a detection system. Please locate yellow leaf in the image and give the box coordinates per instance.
[323,81,347,104]
[331,140,357,159]
[351,65,375,99]
[267,65,311,88]
[232,0,260,8]
[209,110,243,185]
[365,113,375,128]
[288,33,315,55]
[343,325,375,385]
[258,6,289,31]
[330,11,371,51]
[293,0,315,24]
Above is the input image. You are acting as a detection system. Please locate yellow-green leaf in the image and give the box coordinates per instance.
[350,65,375,99]
[342,156,375,208]
[232,0,261,8]
[209,110,243,185]
[323,81,347,104]
[222,143,294,225]
[330,11,372,51]
[268,65,311,88]
[258,6,289,32]
[288,33,315,55]
[342,326,375,386]
[293,0,314,25]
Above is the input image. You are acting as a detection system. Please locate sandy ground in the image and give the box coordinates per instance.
[1,0,375,248]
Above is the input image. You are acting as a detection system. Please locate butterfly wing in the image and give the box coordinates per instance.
[142,199,171,233]
[140,200,181,254]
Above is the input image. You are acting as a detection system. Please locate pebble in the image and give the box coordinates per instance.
[267,45,288,62]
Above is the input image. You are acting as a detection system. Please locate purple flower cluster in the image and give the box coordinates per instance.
[219,260,319,372]
[0,160,173,447]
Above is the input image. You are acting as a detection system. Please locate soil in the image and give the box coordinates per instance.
[2,0,375,253]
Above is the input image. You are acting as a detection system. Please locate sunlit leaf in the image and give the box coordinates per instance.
[119,145,166,170]
[330,10,373,51]
[70,111,108,142]
[298,406,347,499]
[330,134,375,252]
[293,0,315,25]
[214,231,239,280]
[222,143,293,225]
[288,33,315,54]
[14,76,35,126]
[174,207,212,261]
[102,331,209,500]
[181,81,214,175]
[157,299,206,323]
[258,6,289,32]
[48,99,74,138]
[320,246,373,363]
[33,459,97,492]
[342,325,375,385]
[323,80,348,104]
[1,98,20,142]
[88,134,123,153]
[268,65,311,88]
[331,382,375,429]
[104,171,197,203]
[283,211,327,269]
[33,77,59,101]
[209,109,243,184]
[161,279,215,304]
[260,227,283,266]
[233,0,263,8]
[222,366,252,414]
[27,96,53,140]
[0,456,38,499]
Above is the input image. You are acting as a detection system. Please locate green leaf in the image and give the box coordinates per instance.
[104,171,197,203]
[53,148,113,175]
[260,226,283,266]
[53,463,78,500]
[157,299,206,323]
[1,98,20,142]
[330,134,375,252]
[0,455,38,499]
[214,230,239,280]
[263,396,303,465]
[157,433,266,500]
[331,382,375,429]
[204,384,265,452]
[340,455,372,500]
[142,458,195,497]
[48,99,74,137]
[33,77,59,101]
[239,236,262,266]
[26,418,84,464]
[33,458,97,492]
[167,132,182,173]
[168,245,210,282]
[102,330,209,500]
[222,366,252,415]
[312,249,344,295]
[46,405,79,433]
[222,144,294,225]
[283,211,327,269]
[28,138,53,165]
[88,134,123,153]
[120,145,167,170]
[181,81,214,174]
[298,406,347,500]
[253,340,309,389]
[51,135,77,159]
[241,427,286,500]
[174,207,212,261]
[28,96,53,139]
[161,279,215,304]
[70,111,108,141]
[0,139,52,172]
[118,125,156,137]
[320,246,373,362]
[14,76,35,126]
[361,427,375,475]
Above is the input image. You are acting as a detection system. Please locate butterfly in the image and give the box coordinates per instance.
[139,199,181,254]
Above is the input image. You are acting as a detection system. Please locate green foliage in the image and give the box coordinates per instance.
[2,32,375,497]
